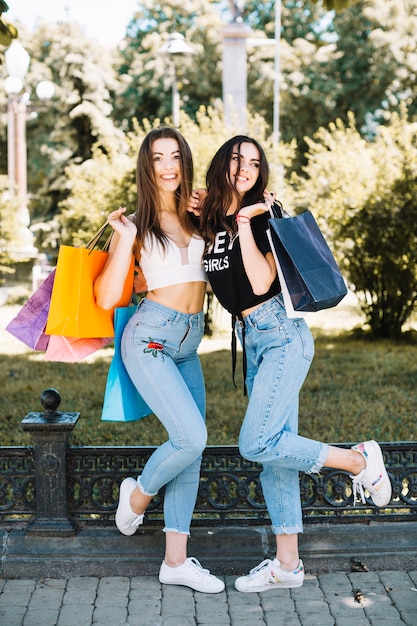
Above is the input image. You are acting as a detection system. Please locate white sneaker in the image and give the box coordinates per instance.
[159,557,225,593]
[235,558,304,592]
[350,440,392,507]
[115,477,144,536]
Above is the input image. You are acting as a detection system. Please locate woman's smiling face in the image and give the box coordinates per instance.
[152,137,182,193]
[229,142,261,195]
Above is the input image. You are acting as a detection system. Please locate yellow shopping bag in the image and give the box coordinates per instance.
[46,224,134,338]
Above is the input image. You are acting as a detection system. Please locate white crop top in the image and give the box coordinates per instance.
[139,233,207,290]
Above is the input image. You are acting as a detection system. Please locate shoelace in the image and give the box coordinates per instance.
[248,559,271,577]
[351,476,366,505]
[188,557,210,575]
[131,513,144,527]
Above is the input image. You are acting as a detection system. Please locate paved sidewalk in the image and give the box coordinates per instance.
[1,569,416,626]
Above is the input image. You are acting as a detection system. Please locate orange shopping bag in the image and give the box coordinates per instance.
[45,223,134,338]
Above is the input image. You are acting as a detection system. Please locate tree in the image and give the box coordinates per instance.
[0,20,127,226]
[292,109,417,338]
[114,0,224,129]
[243,0,417,169]
[0,0,18,65]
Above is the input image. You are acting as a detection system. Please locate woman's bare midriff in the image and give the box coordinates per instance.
[241,302,264,318]
[145,282,207,314]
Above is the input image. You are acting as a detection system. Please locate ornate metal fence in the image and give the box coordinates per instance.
[68,442,417,527]
[0,390,416,535]
[1,441,416,534]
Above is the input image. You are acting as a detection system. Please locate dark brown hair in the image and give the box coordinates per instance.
[133,126,196,251]
[199,135,270,244]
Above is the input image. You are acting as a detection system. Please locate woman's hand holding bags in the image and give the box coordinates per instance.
[6,222,135,362]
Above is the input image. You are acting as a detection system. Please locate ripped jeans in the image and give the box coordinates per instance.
[236,296,329,535]
[121,298,207,535]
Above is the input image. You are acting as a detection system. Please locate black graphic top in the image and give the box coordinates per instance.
[203,212,280,316]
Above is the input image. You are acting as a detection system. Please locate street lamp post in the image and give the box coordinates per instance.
[4,40,54,260]
[5,41,30,211]
[159,33,196,127]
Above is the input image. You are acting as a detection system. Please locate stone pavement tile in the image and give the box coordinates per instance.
[92,604,128,625]
[129,575,162,594]
[291,580,335,624]
[0,579,36,605]
[0,579,5,592]
[22,608,60,626]
[379,568,417,621]
[228,595,265,623]
[195,593,230,624]
[160,618,196,626]
[97,576,130,596]
[161,585,196,617]
[325,596,367,619]
[319,572,353,595]
[56,603,94,626]
[260,590,297,613]
[346,571,404,621]
[334,615,370,626]
[128,596,162,615]
[0,605,27,626]
[66,576,99,591]
[379,570,414,589]
[400,611,417,626]
[264,610,301,626]
[127,617,163,626]
[292,599,334,625]
[96,593,128,607]
[195,618,231,625]
[61,587,96,604]
[408,570,417,586]
[26,581,65,610]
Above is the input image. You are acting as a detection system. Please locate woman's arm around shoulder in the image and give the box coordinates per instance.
[94,207,137,310]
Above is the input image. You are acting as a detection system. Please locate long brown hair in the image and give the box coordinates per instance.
[199,135,270,245]
[133,126,196,251]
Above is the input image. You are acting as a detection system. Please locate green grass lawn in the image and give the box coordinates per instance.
[1,303,416,448]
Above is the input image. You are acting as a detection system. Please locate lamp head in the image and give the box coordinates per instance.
[5,40,30,81]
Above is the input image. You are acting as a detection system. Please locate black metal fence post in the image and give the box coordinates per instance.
[21,388,79,536]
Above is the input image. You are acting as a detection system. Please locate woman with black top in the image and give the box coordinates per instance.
[195,135,391,592]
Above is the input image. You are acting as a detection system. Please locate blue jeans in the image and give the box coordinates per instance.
[235,296,329,535]
[121,298,207,535]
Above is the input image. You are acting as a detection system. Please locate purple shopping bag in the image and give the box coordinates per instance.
[5,269,55,350]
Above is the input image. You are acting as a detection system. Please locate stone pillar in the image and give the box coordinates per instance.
[222,21,252,129]
[21,388,80,537]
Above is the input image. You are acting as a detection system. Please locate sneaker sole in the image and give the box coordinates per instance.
[364,440,392,507]
[115,478,139,536]
[235,580,303,592]
[159,576,225,594]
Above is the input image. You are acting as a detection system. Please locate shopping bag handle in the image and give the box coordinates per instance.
[268,200,288,220]
[84,222,116,254]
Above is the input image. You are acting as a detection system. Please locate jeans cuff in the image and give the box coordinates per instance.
[163,528,190,536]
[307,442,329,474]
[137,476,158,497]
[272,522,303,535]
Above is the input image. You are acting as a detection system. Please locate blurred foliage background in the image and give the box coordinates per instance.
[1,0,417,339]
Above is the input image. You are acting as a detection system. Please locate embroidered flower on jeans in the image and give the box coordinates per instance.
[142,338,166,360]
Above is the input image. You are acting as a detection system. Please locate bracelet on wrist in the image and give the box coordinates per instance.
[235,213,251,225]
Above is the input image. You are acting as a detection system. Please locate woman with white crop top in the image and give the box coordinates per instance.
[94,126,224,594]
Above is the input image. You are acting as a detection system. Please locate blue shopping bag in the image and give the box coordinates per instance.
[101,306,152,422]
[268,209,347,313]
